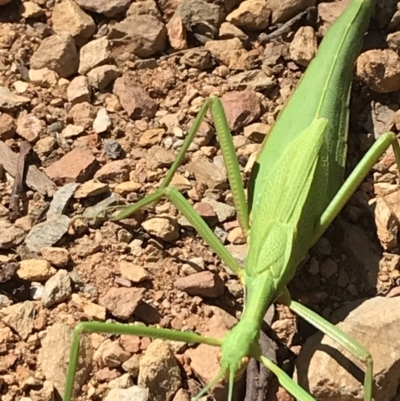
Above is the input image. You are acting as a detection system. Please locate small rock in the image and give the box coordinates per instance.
[226,0,270,31]
[113,76,158,119]
[174,271,225,298]
[74,180,109,198]
[71,294,106,320]
[67,76,91,104]
[127,0,161,18]
[372,196,398,250]
[42,270,72,307]
[100,340,131,368]
[122,355,140,377]
[356,49,400,93]
[21,1,44,18]
[181,49,214,70]
[109,372,133,389]
[75,0,131,17]
[120,261,150,283]
[38,323,93,398]
[228,69,276,91]
[105,386,148,401]
[174,0,222,35]
[219,22,249,42]
[138,340,181,401]
[18,259,56,282]
[296,297,400,401]
[227,226,245,244]
[0,221,25,249]
[87,65,121,90]
[187,156,227,190]
[141,216,179,242]
[139,128,165,147]
[68,102,96,128]
[35,137,57,156]
[194,202,218,226]
[0,86,30,111]
[243,122,269,142]
[319,258,338,279]
[114,181,142,196]
[108,15,167,58]
[47,182,80,218]
[1,301,38,340]
[202,197,236,223]
[167,16,187,50]
[13,80,29,94]
[52,0,95,46]
[28,68,59,88]
[104,139,123,159]
[16,113,46,142]
[220,90,261,131]
[30,33,79,78]
[145,145,175,169]
[0,113,16,140]
[45,148,97,185]
[93,108,112,133]
[290,26,317,67]
[25,215,71,253]
[99,287,145,320]
[205,38,257,71]
[78,37,111,75]
[40,247,70,268]
[94,159,130,183]
[61,124,85,139]
[318,0,349,32]
[268,0,316,24]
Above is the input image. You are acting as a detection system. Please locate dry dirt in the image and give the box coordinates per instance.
[1,1,400,401]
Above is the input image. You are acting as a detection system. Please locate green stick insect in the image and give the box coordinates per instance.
[64,0,400,400]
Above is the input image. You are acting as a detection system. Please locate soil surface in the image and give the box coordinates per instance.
[1,1,400,401]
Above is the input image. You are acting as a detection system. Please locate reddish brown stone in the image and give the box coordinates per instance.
[44,148,97,185]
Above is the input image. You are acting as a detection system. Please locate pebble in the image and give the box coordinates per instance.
[226,0,270,31]
[45,148,97,185]
[104,386,148,401]
[174,271,225,298]
[42,270,72,307]
[356,49,400,93]
[47,183,80,219]
[25,215,71,253]
[99,287,145,320]
[113,76,158,119]
[119,261,150,283]
[30,33,79,78]
[104,139,123,160]
[142,216,179,242]
[38,323,93,398]
[78,36,111,75]
[17,259,56,282]
[74,180,110,199]
[1,301,38,340]
[93,107,112,133]
[296,297,400,401]
[138,340,181,401]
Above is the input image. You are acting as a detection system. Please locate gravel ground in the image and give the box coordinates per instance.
[1,1,400,401]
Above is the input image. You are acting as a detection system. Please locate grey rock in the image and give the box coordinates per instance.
[42,270,72,307]
[47,183,80,219]
[25,215,70,252]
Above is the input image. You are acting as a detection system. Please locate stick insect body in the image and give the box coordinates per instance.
[63,0,400,400]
